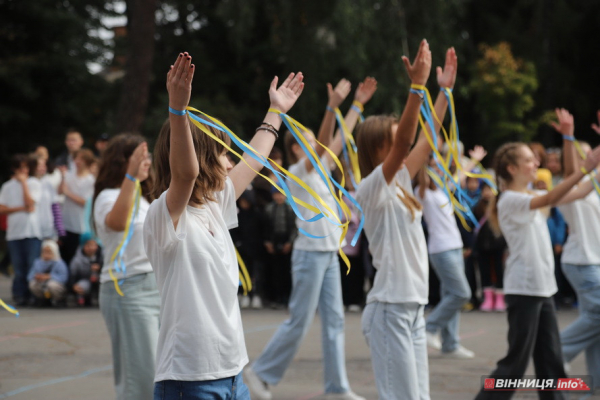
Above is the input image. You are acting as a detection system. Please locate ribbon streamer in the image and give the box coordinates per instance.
[562,135,600,198]
[236,249,252,296]
[0,298,19,317]
[108,180,142,296]
[332,107,361,188]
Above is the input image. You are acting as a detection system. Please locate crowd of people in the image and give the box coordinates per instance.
[0,42,599,400]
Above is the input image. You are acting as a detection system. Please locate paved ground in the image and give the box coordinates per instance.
[0,274,594,400]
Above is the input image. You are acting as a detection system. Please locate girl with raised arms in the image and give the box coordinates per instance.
[143,52,303,400]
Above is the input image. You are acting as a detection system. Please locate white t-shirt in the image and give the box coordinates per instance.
[498,190,557,297]
[93,189,153,283]
[287,158,341,252]
[415,186,463,254]
[0,178,42,241]
[356,165,429,305]
[143,178,248,382]
[62,172,95,234]
[558,183,600,265]
[37,176,57,239]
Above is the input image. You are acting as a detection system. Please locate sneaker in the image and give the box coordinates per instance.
[323,391,366,400]
[251,296,263,309]
[564,361,571,374]
[426,331,442,350]
[441,345,475,359]
[243,367,272,400]
[240,295,251,309]
[347,304,362,313]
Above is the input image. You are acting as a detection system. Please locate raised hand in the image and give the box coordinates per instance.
[126,142,149,180]
[269,72,304,114]
[401,39,432,86]
[550,108,575,137]
[583,145,600,172]
[591,110,600,135]
[468,145,487,162]
[167,52,194,111]
[436,47,458,89]
[354,77,378,105]
[326,79,351,109]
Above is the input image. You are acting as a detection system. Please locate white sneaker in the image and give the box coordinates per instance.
[441,345,475,359]
[426,331,442,350]
[347,304,362,313]
[564,361,571,373]
[240,295,250,309]
[323,391,366,400]
[251,296,263,309]
[243,367,272,400]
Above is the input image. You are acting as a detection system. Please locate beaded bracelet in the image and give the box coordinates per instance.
[256,126,279,139]
[260,122,279,135]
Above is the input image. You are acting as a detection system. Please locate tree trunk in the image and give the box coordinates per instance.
[114,0,157,133]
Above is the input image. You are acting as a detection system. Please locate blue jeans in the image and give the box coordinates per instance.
[362,302,430,400]
[560,263,600,389]
[252,249,349,394]
[154,373,250,400]
[426,248,471,352]
[7,238,41,301]
[100,272,160,400]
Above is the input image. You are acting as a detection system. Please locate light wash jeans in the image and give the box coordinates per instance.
[154,372,250,400]
[252,249,349,394]
[362,302,430,400]
[426,248,471,352]
[100,272,161,400]
[561,263,600,390]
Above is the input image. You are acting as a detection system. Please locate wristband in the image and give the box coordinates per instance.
[440,87,453,92]
[326,106,335,113]
[562,135,575,142]
[125,173,137,182]
[351,100,364,113]
[169,107,187,116]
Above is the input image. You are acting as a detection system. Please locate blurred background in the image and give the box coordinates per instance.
[1,0,600,179]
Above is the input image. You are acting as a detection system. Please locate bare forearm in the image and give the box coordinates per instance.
[563,137,577,177]
[0,205,26,215]
[533,170,585,209]
[21,181,35,208]
[104,178,138,231]
[169,114,199,181]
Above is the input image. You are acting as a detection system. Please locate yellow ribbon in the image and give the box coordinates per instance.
[334,107,362,184]
[236,249,252,296]
[0,298,19,317]
[108,179,142,297]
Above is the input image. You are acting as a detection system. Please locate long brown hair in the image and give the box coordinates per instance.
[93,133,155,206]
[356,115,422,220]
[152,118,231,205]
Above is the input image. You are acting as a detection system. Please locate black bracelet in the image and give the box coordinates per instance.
[260,122,279,135]
[256,126,279,139]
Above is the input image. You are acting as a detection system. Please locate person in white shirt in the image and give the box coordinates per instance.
[474,141,600,400]
[245,77,376,400]
[93,133,158,400]
[355,41,456,400]
[0,154,42,306]
[29,155,58,239]
[59,148,96,265]
[416,158,475,359]
[551,109,600,392]
[143,52,303,400]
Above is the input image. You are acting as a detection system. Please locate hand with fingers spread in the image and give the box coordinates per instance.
[126,142,149,181]
[469,145,487,163]
[402,39,432,86]
[354,77,378,105]
[167,52,195,112]
[437,47,458,90]
[550,108,575,138]
[327,79,351,110]
[269,72,305,114]
[591,110,600,135]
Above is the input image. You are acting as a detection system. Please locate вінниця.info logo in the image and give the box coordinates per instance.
[482,376,592,392]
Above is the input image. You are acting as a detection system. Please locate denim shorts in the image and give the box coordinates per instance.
[154,372,250,400]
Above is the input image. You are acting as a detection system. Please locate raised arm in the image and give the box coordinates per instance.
[324,77,378,165]
[229,73,304,198]
[406,47,457,179]
[302,79,351,172]
[382,39,432,183]
[165,52,198,228]
[530,145,600,209]
[458,145,488,187]
[104,143,149,231]
[551,108,577,177]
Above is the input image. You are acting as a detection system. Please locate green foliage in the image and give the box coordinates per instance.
[468,42,538,147]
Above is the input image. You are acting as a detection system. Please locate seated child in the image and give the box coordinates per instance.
[70,232,102,306]
[28,240,69,306]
